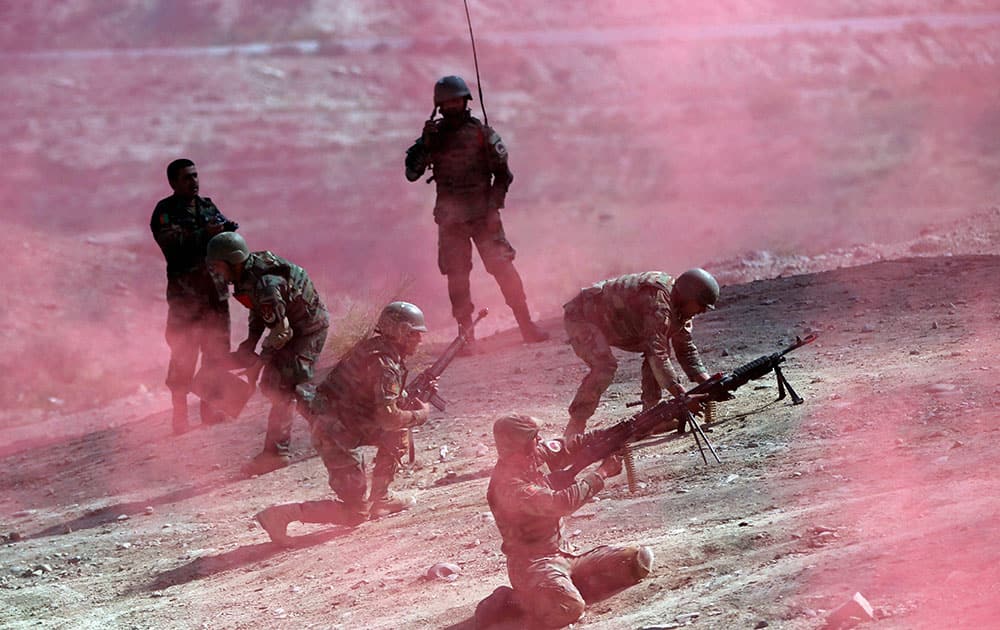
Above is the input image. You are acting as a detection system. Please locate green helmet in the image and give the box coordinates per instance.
[672,268,720,310]
[375,301,428,341]
[206,232,250,265]
[434,75,472,106]
[493,414,541,458]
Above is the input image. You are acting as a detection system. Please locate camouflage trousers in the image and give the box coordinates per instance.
[506,545,650,629]
[437,213,527,323]
[259,326,327,456]
[564,318,664,422]
[164,294,230,394]
[307,413,407,508]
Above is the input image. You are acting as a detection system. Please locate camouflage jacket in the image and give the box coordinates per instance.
[487,435,606,559]
[312,334,422,438]
[232,251,329,347]
[150,194,235,284]
[564,271,706,390]
[405,111,513,224]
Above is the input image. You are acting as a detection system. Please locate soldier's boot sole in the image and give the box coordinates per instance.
[240,453,291,478]
[255,504,300,547]
[368,494,416,520]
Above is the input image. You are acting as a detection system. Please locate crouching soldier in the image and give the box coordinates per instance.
[254,302,432,546]
[205,232,330,477]
[476,414,654,629]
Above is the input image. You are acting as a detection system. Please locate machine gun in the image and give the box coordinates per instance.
[564,334,820,489]
[547,393,708,491]
[404,308,488,462]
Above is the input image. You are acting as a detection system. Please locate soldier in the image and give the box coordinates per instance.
[562,268,719,439]
[254,302,431,545]
[150,158,239,435]
[477,414,655,629]
[205,232,330,477]
[405,75,548,351]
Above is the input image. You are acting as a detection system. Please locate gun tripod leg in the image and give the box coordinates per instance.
[774,366,804,405]
[687,412,722,464]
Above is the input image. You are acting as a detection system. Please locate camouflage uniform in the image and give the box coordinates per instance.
[563,272,707,423]
[232,251,329,456]
[304,334,424,513]
[486,428,651,628]
[405,110,540,335]
[149,194,234,408]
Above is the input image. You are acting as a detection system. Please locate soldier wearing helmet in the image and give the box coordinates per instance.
[561,269,720,439]
[404,75,548,351]
[254,302,432,545]
[205,232,330,477]
[150,158,240,435]
[476,414,655,628]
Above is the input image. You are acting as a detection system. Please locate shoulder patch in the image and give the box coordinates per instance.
[259,302,276,323]
[493,140,508,159]
[544,439,563,454]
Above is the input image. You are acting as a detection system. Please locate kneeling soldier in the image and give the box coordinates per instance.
[255,302,431,545]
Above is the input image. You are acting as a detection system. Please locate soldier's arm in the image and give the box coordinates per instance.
[405,137,429,182]
[671,320,709,382]
[644,289,686,397]
[372,357,428,431]
[514,473,605,518]
[150,205,197,259]
[203,198,239,233]
[485,126,513,209]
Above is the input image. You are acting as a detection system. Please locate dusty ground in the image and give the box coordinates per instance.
[2,3,1000,629]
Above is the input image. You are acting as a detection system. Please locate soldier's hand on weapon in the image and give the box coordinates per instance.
[598,454,624,479]
[683,392,712,413]
[206,216,227,236]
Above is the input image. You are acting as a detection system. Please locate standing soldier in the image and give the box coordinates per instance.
[405,75,548,351]
[254,302,431,545]
[150,158,238,435]
[562,269,720,439]
[205,232,330,477]
[476,414,655,628]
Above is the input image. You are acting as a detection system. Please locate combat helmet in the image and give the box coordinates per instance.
[375,301,429,342]
[493,414,541,458]
[672,268,720,310]
[434,75,472,106]
[206,232,250,265]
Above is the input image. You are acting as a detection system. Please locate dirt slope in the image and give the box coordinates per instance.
[2,252,998,629]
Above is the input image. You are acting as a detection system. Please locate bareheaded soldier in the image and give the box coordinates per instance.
[150,158,238,435]
[254,302,431,545]
[476,414,654,628]
[562,269,719,439]
[405,75,548,351]
[205,232,329,477]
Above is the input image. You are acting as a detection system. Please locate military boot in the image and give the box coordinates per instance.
[300,499,368,528]
[240,450,291,477]
[368,491,416,520]
[474,585,524,629]
[255,503,302,547]
[199,399,225,425]
[171,392,189,435]
[512,308,549,343]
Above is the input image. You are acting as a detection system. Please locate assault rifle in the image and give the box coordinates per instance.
[546,393,708,491]
[404,308,488,462]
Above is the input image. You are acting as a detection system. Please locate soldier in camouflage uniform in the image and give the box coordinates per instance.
[476,414,655,629]
[254,302,431,546]
[405,75,548,350]
[562,268,720,439]
[205,232,330,477]
[150,158,239,435]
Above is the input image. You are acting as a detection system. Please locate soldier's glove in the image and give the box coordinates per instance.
[262,317,293,351]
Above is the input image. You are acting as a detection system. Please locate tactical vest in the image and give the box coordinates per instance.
[429,117,493,195]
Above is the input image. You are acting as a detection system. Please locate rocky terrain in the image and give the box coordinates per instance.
[1,2,998,629]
